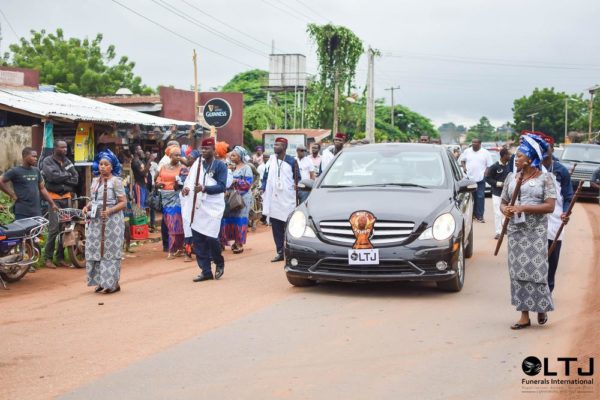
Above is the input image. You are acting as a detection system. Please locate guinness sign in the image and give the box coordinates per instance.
[203,98,232,128]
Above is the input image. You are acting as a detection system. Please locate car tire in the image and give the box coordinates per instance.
[464,224,474,259]
[437,240,465,292]
[286,274,317,287]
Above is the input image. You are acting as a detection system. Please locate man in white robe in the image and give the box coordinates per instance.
[183,137,228,282]
[320,132,347,175]
[261,137,300,262]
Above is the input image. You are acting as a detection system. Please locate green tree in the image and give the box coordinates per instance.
[512,88,588,142]
[8,28,153,95]
[222,69,268,107]
[466,116,496,141]
[307,23,364,134]
[242,103,284,149]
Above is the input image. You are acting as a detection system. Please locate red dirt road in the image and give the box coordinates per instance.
[1,202,598,400]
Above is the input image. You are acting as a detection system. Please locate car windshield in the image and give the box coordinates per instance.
[320,149,446,188]
[562,146,600,164]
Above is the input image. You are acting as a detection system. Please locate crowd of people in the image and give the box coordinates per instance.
[0,131,596,326]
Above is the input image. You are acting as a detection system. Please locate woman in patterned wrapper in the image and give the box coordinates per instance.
[82,150,127,294]
[500,133,556,329]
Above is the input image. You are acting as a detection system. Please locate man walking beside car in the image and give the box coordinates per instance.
[261,137,300,262]
[320,133,346,174]
[460,138,492,222]
[485,148,511,239]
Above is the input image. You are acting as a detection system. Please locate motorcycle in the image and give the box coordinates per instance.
[57,204,88,269]
[0,216,49,288]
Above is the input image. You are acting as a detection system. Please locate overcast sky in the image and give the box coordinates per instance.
[1,0,599,127]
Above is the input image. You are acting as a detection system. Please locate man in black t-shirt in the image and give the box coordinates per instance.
[0,147,58,220]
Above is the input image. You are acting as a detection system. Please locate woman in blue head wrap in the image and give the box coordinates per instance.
[82,149,127,294]
[220,145,254,253]
[499,133,557,329]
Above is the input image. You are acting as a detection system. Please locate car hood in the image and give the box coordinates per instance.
[305,187,453,225]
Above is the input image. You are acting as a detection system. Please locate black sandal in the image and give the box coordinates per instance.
[95,286,104,293]
[537,313,548,325]
[103,285,121,294]
[510,321,531,330]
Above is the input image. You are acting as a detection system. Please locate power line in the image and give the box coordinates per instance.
[273,0,316,22]
[383,51,600,71]
[260,0,307,23]
[0,8,18,39]
[178,0,286,53]
[151,0,266,57]
[110,0,257,69]
[294,0,330,23]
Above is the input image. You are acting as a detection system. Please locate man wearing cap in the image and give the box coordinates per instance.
[320,132,346,174]
[261,137,300,262]
[295,144,315,203]
[182,137,229,282]
[540,133,573,292]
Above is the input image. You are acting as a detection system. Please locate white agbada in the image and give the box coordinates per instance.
[262,155,297,222]
[547,171,565,241]
[320,146,337,172]
[183,158,225,238]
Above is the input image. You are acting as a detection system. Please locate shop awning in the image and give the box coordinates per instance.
[0,88,199,127]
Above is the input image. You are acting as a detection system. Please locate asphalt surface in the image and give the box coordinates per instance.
[1,199,597,399]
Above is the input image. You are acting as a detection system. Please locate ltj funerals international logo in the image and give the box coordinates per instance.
[520,355,595,396]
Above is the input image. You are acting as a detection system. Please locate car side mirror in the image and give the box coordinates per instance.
[457,179,477,193]
[298,179,314,192]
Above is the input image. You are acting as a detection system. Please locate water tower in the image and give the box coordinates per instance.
[265,54,308,129]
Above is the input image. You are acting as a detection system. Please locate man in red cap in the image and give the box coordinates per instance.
[320,132,346,174]
[182,136,229,282]
[261,137,300,262]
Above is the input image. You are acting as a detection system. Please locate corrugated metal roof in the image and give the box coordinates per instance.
[0,89,198,127]
[94,95,162,104]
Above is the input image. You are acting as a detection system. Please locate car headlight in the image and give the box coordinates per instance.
[418,213,456,241]
[288,211,307,238]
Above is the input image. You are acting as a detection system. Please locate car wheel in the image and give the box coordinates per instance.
[464,224,474,259]
[437,240,465,292]
[286,274,317,287]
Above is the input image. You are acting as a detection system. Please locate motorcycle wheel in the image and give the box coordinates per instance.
[0,241,35,283]
[67,224,86,268]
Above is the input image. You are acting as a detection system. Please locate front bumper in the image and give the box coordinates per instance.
[285,238,461,283]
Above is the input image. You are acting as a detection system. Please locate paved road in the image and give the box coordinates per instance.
[1,200,597,399]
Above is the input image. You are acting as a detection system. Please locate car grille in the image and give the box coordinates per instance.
[318,220,415,246]
[571,169,593,181]
[313,259,438,276]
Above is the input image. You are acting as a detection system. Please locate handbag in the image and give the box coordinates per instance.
[227,190,244,212]
[149,189,162,212]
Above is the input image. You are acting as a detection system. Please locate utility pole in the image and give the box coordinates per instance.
[527,112,538,132]
[193,49,199,122]
[365,47,375,142]
[588,86,599,143]
[385,86,401,127]
[564,98,568,144]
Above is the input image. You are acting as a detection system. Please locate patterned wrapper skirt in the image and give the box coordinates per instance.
[161,190,184,252]
[507,214,554,313]
[85,212,125,291]
[221,191,252,245]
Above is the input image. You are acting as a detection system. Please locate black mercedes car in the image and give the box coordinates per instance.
[559,144,600,200]
[284,143,476,292]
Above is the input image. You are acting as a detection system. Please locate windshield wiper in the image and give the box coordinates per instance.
[320,184,350,188]
[353,183,428,189]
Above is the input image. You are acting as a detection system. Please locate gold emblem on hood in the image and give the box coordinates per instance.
[349,211,376,249]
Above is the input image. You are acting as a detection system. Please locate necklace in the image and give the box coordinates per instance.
[521,169,539,184]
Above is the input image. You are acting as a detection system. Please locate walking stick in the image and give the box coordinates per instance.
[100,177,108,258]
[494,172,524,256]
[569,162,578,176]
[548,181,584,257]
[189,158,202,226]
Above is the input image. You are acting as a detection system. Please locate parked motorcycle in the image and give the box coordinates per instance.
[57,206,87,269]
[0,216,49,287]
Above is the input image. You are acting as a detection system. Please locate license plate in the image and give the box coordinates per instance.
[583,181,591,188]
[348,249,380,265]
